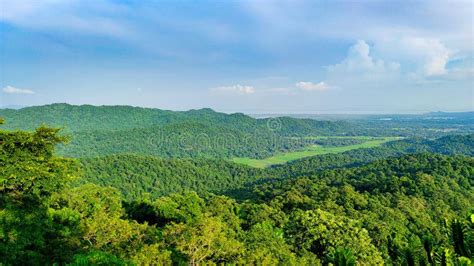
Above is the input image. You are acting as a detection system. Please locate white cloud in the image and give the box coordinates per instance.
[328,40,400,74]
[296,81,330,91]
[0,0,132,38]
[325,40,402,91]
[374,37,451,76]
[2,86,35,94]
[329,38,461,84]
[211,85,255,95]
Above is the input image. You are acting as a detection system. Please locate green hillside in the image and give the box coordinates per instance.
[0,104,355,159]
[2,104,472,161]
[79,154,267,201]
[78,134,474,201]
[2,123,473,265]
[0,103,349,135]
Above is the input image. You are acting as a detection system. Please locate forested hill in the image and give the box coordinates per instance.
[79,134,474,201]
[3,104,471,137]
[2,104,472,160]
[0,103,348,135]
[0,104,254,132]
[0,104,357,159]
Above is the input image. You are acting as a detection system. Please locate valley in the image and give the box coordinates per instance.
[232,136,401,167]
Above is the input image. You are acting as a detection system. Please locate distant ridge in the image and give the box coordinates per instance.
[0,103,258,132]
[2,103,472,117]
[0,103,471,134]
[423,111,474,117]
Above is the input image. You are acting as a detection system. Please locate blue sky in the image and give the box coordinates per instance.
[0,0,473,113]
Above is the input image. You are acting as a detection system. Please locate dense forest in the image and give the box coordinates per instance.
[76,134,474,202]
[1,105,473,265]
[79,154,267,201]
[1,104,472,159]
[0,104,353,159]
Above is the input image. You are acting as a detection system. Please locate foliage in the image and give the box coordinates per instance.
[1,121,473,265]
[329,247,356,266]
[0,125,78,264]
[79,154,267,201]
[77,134,474,202]
[286,209,384,264]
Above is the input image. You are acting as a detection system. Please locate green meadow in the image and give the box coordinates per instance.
[233,136,401,168]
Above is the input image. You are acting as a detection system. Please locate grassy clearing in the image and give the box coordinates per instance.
[232,136,401,168]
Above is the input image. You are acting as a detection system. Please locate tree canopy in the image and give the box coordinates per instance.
[1,119,473,265]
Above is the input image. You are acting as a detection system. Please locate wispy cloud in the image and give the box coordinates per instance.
[242,1,472,52]
[296,81,331,92]
[211,85,255,95]
[0,0,133,38]
[2,85,35,94]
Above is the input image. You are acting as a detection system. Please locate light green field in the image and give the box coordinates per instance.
[232,136,401,168]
